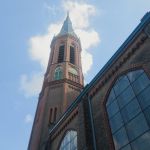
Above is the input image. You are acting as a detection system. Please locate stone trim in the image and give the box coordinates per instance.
[39,78,83,98]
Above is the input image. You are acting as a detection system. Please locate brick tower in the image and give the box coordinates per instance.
[28,14,84,150]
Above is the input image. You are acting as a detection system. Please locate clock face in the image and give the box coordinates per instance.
[68,67,78,75]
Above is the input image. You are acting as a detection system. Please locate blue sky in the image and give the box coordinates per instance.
[0,0,149,149]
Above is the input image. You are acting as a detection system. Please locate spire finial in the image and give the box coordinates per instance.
[67,11,69,17]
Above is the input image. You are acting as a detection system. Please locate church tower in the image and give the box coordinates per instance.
[28,14,84,150]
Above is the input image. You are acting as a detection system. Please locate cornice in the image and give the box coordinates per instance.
[39,78,84,98]
[50,109,78,141]
[89,33,148,98]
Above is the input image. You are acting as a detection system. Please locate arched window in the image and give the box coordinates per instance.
[59,130,77,150]
[106,69,150,150]
[54,67,63,80]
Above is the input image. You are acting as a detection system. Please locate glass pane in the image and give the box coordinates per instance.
[127,70,144,82]
[144,106,150,126]
[114,75,130,97]
[121,144,131,150]
[59,131,77,150]
[113,127,129,149]
[59,71,62,79]
[70,139,77,149]
[137,86,150,110]
[126,113,149,141]
[106,89,116,106]
[131,131,150,150]
[110,112,124,134]
[107,100,119,118]
[132,73,150,95]
[64,144,70,150]
[121,98,141,123]
[117,86,135,109]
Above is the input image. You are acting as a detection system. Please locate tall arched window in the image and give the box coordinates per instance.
[106,69,150,150]
[54,67,63,80]
[59,130,77,150]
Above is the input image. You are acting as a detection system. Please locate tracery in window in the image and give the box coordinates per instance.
[59,130,77,150]
[106,69,150,150]
[54,67,63,80]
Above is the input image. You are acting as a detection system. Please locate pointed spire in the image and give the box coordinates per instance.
[67,11,69,17]
[58,13,77,38]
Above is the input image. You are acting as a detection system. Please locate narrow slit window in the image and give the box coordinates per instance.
[58,45,64,63]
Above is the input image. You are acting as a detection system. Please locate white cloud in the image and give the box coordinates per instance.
[20,0,100,97]
[81,50,93,75]
[44,3,59,15]
[62,0,96,29]
[20,73,43,97]
[29,23,61,70]
[24,114,33,124]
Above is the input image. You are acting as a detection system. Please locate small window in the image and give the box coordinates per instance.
[54,67,63,80]
[58,45,64,63]
[70,46,75,64]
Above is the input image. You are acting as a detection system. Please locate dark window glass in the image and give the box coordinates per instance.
[121,144,131,150]
[113,127,129,149]
[144,106,150,126]
[132,73,150,95]
[58,45,64,63]
[107,89,116,106]
[126,113,149,141]
[117,86,135,109]
[137,86,150,110]
[110,112,124,134]
[131,131,150,150]
[114,76,130,96]
[106,69,150,150]
[107,100,119,118]
[121,98,141,123]
[70,46,75,64]
[127,69,144,82]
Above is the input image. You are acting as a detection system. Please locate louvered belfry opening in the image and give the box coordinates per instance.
[70,46,75,64]
[58,45,64,63]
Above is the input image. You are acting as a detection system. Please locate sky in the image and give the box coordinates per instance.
[0,0,149,149]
